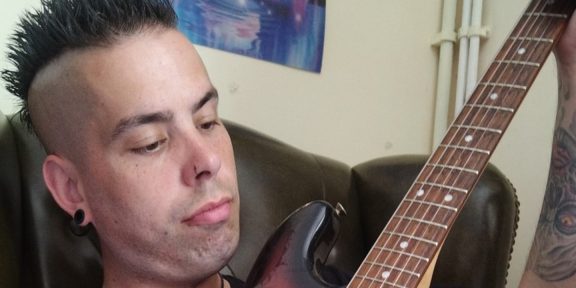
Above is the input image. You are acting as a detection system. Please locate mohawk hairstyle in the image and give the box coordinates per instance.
[2,0,177,131]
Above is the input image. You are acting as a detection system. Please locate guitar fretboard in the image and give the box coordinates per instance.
[348,1,576,287]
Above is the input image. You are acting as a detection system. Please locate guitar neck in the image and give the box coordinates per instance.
[348,1,576,287]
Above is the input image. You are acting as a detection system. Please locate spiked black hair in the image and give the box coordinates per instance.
[2,0,177,131]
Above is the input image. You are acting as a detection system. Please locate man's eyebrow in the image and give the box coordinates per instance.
[111,111,174,139]
[193,88,219,113]
[110,89,218,140]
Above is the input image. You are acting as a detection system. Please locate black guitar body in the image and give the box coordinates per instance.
[245,201,345,288]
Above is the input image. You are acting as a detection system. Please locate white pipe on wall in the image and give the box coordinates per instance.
[432,0,457,148]
[466,0,484,98]
[454,0,472,117]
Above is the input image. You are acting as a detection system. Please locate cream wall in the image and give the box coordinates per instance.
[0,1,559,287]
[0,0,42,114]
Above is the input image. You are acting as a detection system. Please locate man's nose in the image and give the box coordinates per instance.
[181,134,222,186]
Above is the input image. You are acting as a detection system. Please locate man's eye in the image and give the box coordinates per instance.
[199,120,220,131]
[131,138,167,154]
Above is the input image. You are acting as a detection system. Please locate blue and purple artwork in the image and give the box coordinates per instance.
[172,0,326,73]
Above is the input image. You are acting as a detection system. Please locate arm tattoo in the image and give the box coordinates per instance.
[527,127,576,281]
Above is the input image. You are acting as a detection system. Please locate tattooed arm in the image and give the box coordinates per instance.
[519,11,576,288]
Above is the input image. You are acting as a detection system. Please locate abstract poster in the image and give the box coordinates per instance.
[172,0,326,72]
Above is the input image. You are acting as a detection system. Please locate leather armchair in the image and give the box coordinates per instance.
[0,111,518,287]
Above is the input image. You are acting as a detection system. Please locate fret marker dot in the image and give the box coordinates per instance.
[444,194,454,202]
[465,135,474,142]
[382,271,391,279]
[400,241,409,249]
[490,93,498,100]
[518,47,526,55]
[417,189,425,197]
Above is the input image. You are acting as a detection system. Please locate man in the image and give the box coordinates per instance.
[520,8,576,288]
[3,0,241,287]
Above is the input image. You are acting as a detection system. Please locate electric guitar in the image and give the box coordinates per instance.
[245,0,576,287]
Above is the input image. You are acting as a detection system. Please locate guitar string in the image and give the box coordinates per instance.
[348,1,564,287]
[385,1,569,287]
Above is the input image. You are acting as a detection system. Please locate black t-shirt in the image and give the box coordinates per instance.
[223,274,245,288]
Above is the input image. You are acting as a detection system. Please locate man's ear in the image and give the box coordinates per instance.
[42,154,89,222]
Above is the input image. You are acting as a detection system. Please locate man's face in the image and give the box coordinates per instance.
[60,29,239,282]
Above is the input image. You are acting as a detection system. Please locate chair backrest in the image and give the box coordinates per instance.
[0,111,20,288]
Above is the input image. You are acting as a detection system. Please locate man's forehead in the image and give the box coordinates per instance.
[29,29,213,133]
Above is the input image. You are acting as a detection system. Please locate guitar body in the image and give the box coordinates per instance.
[244,201,436,288]
[245,201,343,288]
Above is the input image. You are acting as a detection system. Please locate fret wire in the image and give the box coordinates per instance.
[394,215,449,230]
[354,2,575,287]
[453,124,503,134]
[373,246,430,262]
[364,261,422,278]
[382,231,439,246]
[439,144,491,155]
[524,12,568,18]
[359,275,384,284]
[510,36,554,43]
[405,198,458,212]
[495,59,541,67]
[356,261,422,284]
[478,82,528,90]
[465,103,515,113]
[415,181,468,194]
[427,163,479,175]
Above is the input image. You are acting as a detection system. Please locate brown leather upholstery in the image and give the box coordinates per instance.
[0,112,518,287]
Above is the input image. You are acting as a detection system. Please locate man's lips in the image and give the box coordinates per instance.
[182,198,232,226]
